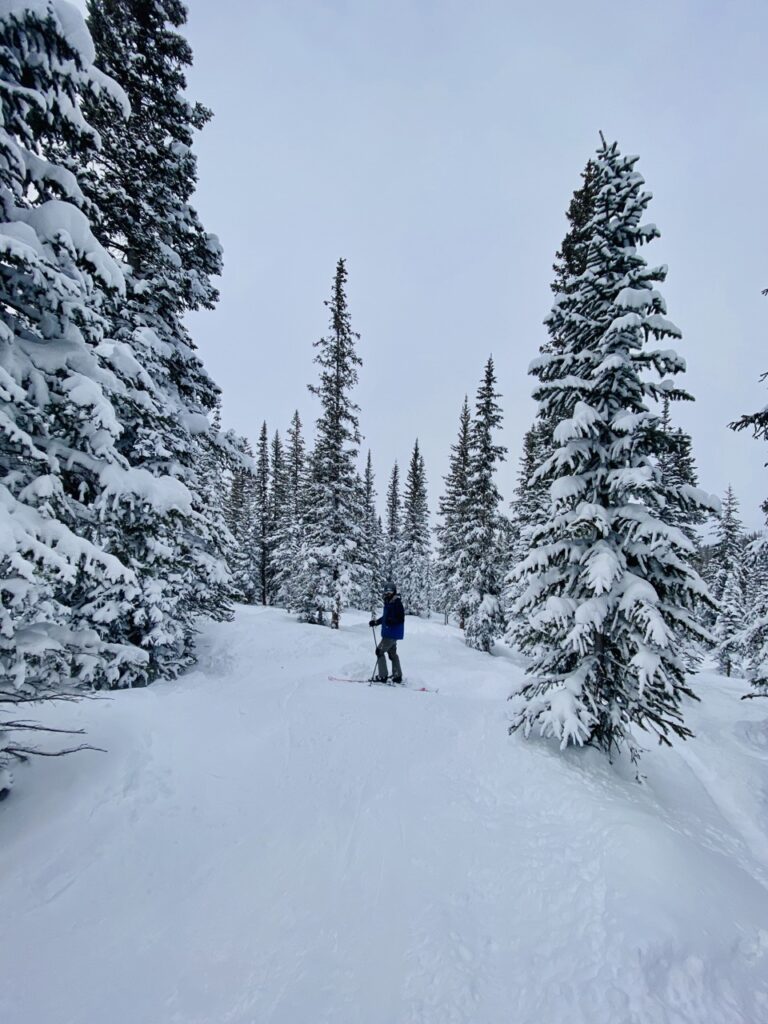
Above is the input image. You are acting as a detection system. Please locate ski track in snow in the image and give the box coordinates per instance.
[2,608,768,1024]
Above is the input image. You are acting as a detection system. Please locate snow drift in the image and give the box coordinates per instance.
[2,607,767,1024]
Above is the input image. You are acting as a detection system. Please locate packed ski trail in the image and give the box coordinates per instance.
[3,607,768,1024]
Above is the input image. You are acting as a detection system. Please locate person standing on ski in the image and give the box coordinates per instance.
[369,583,405,683]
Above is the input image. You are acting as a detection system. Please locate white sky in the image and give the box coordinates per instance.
[178,1,765,528]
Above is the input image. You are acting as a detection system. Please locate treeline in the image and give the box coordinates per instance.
[213,259,434,627]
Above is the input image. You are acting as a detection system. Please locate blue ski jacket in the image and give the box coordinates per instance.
[378,596,405,640]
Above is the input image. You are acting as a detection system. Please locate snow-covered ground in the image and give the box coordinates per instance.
[3,607,768,1024]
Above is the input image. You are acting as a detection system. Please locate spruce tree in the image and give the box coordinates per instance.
[552,158,601,292]
[709,485,745,602]
[704,485,747,671]
[83,0,226,678]
[714,569,746,677]
[509,139,716,760]
[286,411,307,512]
[434,398,472,626]
[299,259,364,627]
[0,0,142,685]
[252,422,271,605]
[225,435,258,603]
[194,403,235,618]
[504,163,603,640]
[657,394,706,542]
[400,441,431,616]
[0,1,149,783]
[384,462,403,589]
[361,452,384,615]
[463,357,507,652]
[503,419,552,635]
[267,430,289,603]
[273,411,307,609]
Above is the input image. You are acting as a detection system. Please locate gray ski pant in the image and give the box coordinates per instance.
[376,638,402,682]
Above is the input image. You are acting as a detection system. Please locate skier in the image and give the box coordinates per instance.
[369,583,405,683]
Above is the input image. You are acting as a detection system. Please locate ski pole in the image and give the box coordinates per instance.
[370,625,379,682]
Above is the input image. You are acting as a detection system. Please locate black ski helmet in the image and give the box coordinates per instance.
[383,582,396,597]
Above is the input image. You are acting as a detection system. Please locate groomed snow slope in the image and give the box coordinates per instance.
[2,607,768,1024]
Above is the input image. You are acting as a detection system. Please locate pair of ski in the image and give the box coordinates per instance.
[328,675,437,694]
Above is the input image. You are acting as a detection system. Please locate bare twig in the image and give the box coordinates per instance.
[4,744,105,758]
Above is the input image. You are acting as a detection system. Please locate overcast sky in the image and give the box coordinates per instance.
[174,0,766,528]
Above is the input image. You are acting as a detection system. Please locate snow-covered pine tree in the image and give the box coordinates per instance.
[194,401,234,617]
[383,461,403,589]
[509,139,717,760]
[400,440,431,616]
[251,422,272,605]
[503,419,552,635]
[273,410,307,609]
[502,167,603,647]
[703,485,747,672]
[298,259,365,628]
[0,0,149,783]
[552,158,601,295]
[463,357,507,652]
[740,531,768,695]
[361,452,384,615]
[714,567,746,677]
[266,430,289,604]
[657,394,706,542]
[434,397,472,626]
[708,485,745,603]
[82,0,227,678]
[744,531,768,611]
[224,435,258,603]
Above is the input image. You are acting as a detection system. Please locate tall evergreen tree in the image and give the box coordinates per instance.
[0,1,147,784]
[252,422,271,605]
[517,158,604,494]
[286,411,307,509]
[194,402,235,616]
[384,462,403,588]
[552,158,601,293]
[702,485,747,666]
[505,159,603,640]
[657,394,706,542]
[82,0,227,679]
[273,411,307,609]
[225,435,258,603]
[298,259,364,628]
[709,485,745,602]
[267,430,288,603]
[503,419,552,634]
[400,441,431,616]
[361,452,384,615]
[714,569,746,677]
[462,357,507,652]
[509,139,717,760]
[434,398,473,625]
